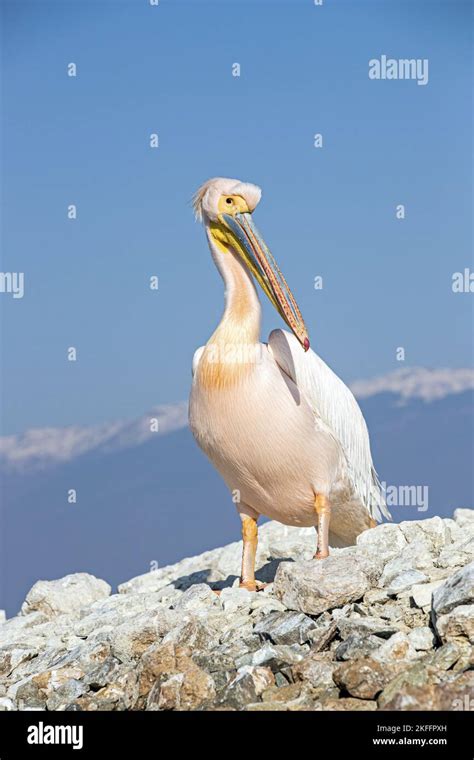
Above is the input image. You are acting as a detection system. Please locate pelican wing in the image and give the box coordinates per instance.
[268,329,390,522]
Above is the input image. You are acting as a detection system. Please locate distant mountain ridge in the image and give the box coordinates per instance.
[1,367,472,471]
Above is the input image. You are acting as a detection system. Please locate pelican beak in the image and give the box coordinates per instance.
[220,212,310,351]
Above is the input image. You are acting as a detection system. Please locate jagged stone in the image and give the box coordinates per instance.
[109,610,179,660]
[291,652,336,690]
[218,587,256,614]
[436,536,474,569]
[218,665,274,708]
[253,611,317,646]
[407,626,436,651]
[308,621,338,652]
[371,632,419,662]
[274,554,381,615]
[432,563,474,616]
[251,643,307,671]
[337,614,406,640]
[435,605,474,644]
[454,509,474,528]
[410,580,445,610]
[136,641,215,711]
[171,584,219,612]
[21,574,111,619]
[335,633,382,661]
[377,644,469,709]
[398,517,452,553]
[356,523,407,562]
[378,541,434,588]
[385,570,429,594]
[379,671,474,711]
[261,681,318,709]
[333,657,402,699]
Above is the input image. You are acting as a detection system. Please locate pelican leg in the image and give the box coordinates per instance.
[239,513,258,590]
[314,493,331,560]
[238,507,266,591]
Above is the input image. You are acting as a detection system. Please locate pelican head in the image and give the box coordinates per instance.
[193,177,310,351]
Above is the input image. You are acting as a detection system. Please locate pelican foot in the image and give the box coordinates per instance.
[239,580,268,592]
[313,549,330,560]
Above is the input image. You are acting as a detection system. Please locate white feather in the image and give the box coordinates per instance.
[192,346,205,376]
[268,329,391,523]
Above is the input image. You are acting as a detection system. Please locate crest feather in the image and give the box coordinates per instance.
[192,178,221,222]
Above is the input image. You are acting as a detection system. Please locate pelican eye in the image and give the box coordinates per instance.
[225,197,233,205]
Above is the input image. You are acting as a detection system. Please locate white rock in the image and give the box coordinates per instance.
[0,611,49,647]
[410,580,445,610]
[386,570,428,594]
[399,517,451,553]
[219,587,255,614]
[372,632,419,662]
[162,612,220,650]
[442,518,463,543]
[432,562,474,615]
[249,596,287,614]
[274,555,381,615]
[379,540,434,587]
[172,584,219,612]
[118,570,173,596]
[227,665,274,697]
[337,615,405,640]
[109,609,178,660]
[214,542,246,578]
[435,604,474,643]
[251,643,306,668]
[407,626,436,651]
[0,697,15,711]
[260,522,315,560]
[454,509,474,528]
[73,590,175,639]
[356,523,407,563]
[22,574,111,619]
[436,536,474,569]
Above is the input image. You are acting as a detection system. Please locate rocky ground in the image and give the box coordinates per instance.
[0,510,473,711]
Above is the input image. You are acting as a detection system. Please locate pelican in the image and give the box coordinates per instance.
[189,178,390,591]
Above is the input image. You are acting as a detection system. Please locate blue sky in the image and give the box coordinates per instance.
[1,0,472,435]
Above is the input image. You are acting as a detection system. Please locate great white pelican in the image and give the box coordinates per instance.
[189,177,390,591]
